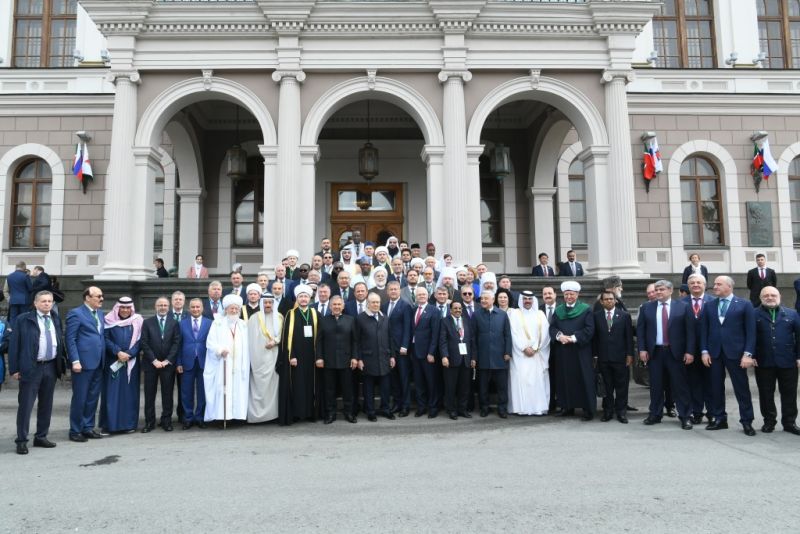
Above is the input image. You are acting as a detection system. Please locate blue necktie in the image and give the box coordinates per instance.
[42,315,54,360]
[719,299,729,317]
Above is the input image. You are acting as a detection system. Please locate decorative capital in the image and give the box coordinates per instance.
[272,70,306,83]
[601,69,635,85]
[438,70,472,84]
[366,69,378,90]
[529,69,541,89]
[105,70,140,85]
[201,69,213,91]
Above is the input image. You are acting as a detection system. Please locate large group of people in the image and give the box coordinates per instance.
[2,241,800,457]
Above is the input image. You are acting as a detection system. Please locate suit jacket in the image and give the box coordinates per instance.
[355,312,395,376]
[382,298,412,353]
[399,285,419,305]
[31,272,51,297]
[345,299,369,318]
[438,314,477,368]
[746,266,777,305]
[754,305,800,368]
[317,249,340,262]
[268,278,295,302]
[701,295,756,360]
[185,265,209,279]
[276,297,292,317]
[170,310,189,323]
[531,264,555,277]
[202,298,224,320]
[316,313,357,369]
[409,303,441,359]
[636,299,696,360]
[178,315,212,370]
[227,286,246,299]
[794,277,800,315]
[681,294,714,346]
[140,315,182,365]
[592,308,634,363]
[557,261,584,277]
[9,310,66,378]
[313,300,333,317]
[387,273,408,287]
[331,285,355,302]
[6,270,32,306]
[473,307,512,369]
[681,264,709,285]
[65,305,106,370]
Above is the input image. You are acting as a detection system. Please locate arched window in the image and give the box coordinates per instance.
[11,158,52,249]
[568,158,587,248]
[680,156,723,246]
[757,0,800,68]
[233,156,264,247]
[653,0,716,68]
[789,156,800,245]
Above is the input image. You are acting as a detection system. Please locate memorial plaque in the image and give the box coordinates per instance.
[746,201,773,247]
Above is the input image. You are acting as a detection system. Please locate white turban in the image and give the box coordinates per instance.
[561,281,581,293]
[375,246,389,256]
[286,249,299,259]
[481,272,497,287]
[246,283,262,295]
[222,294,243,309]
[294,284,314,298]
[409,258,425,268]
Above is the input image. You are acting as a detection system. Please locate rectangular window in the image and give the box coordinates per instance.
[480,176,502,246]
[758,0,800,68]
[153,178,165,253]
[568,177,587,247]
[13,0,77,68]
[653,0,716,68]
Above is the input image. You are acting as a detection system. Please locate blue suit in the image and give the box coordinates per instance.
[178,316,212,424]
[753,305,800,428]
[66,305,105,435]
[383,298,412,411]
[6,269,33,322]
[409,303,441,413]
[701,295,756,425]
[531,265,555,277]
[682,294,714,419]
[636,299,695,420]
[473,307,512,414]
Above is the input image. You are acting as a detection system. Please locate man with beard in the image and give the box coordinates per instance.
[278,285,320,425]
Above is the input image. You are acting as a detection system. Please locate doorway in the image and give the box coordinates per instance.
[330,182,404,248]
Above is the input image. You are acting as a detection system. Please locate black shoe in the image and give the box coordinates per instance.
[390,406,401,414]
[449,412,458,420]
[581,414,593,421]
[182,422,193,430]
[743,423,756,437]
[82,430,103,439]
[398,410,409,418]
[479,409,489,418]
[617,415,629,424]
[558,409,575,417]
[458,411,472,419]
[784,424,800,435]
[626,405,639,412]
[163,424,173,432]
[414,409,427,418]
[367,414,377,422]
[428,410,438,419]
[665,408,678,418]
[705,420,729,431]
[197,422,207,429]
[550,408,563,416]
[345,414,357,424]
[643,416,661,425]
[498,411,508,419]
[16,442,28,455]
[601,413,613,422]
[381,411,396,420]
[141,424,155,434]
[691,414,704,425]
[681,419,693,430]
[69,433,88,442]
[324,416,335,425]
[761,423,775,433]
[33,438,56,448]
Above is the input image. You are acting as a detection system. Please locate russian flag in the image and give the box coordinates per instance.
[753,139,777,180]
[72,142,94,193]
[642,137,662,180]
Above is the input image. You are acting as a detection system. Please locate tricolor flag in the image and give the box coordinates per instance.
[752,138,777,180]
[642,136,663,180]
[72,142,94,193]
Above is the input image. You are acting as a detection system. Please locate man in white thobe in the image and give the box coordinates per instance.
[204,294,250,422]
[247,292,282,423]
[508,290,551,415]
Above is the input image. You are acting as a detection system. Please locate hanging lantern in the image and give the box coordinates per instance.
[226,103,247,178]
[358,100,379,181]
[490,143,511,180]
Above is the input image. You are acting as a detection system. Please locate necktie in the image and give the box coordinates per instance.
[375,313,380,323]
[320,303,326,317]
[439,304,445,317]
[212,301,218,314]
[342,289,348,301]
[606,310,613,331]
[193,318,199,338]
[359,302,364,314]
[692,298,701,317]
[457,318,463,340]
[543,266,548,277]
[42,315,53,359]
[719,298,729,317]
[547,306,553,322]
[661,303,669,345]
[174,312,180,322]
[92,309,99,330]
[760,268,765,280]
[159,316,166,338]
[415,306,423,325]
[388,301,395,317]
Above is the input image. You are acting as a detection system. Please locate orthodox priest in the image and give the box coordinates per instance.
[549,281,596,421]
[278,285,320,425]
[204,294,250,423]
[247,292,282,423]
[508,291,551,416]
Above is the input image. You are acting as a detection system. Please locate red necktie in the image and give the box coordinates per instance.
[760,269,765,280]
[543,266,548,277]
[661,303,670,345]
[692,298,701,317]
[415,306,423,326]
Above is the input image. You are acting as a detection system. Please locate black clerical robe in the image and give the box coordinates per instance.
[278,307,319,425]
[549,303,596,415]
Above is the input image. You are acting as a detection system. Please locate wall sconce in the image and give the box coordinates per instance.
[753,51,766,68]
[725,52,738,66]
[73,49,84,63]
[646,50,658,66]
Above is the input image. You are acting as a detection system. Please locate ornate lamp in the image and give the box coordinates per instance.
[225,104,247,178]
[358,100,379,181]
[489,108,511,180]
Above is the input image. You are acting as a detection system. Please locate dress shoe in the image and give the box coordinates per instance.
[141,425,155,434]
[197,422,207,429]
[449,412,458,420]
[498,411,508,419]
[558,409,575,417]
[643,416,662,425]
[33,438,56,448]
[98,430,110,437]
[743,423,756,437]
[183,422,194,430]
[345,414,357,424]
[616,415,629,424]
[626,405,639,412]
[367,414,378,422]
[783,424,800,435]
[761,423,775,433]
[428,410,438,419]
[398,410,409,418]
[381,411,396,420]
[414,409,427,418]
[16,442,28,455]
[69,433,88,442]
[390,406,400,414]
[705,420,729,431]
[163,424,173,432]
[324,416,335,425]
[581,414,593,422]
[681,419,693,430]
[665,408,678,418]
[691,414,704,425]
[458,411,472,419]
[479,409,489,418]
[82,430,104,439]
[601,413,613,422]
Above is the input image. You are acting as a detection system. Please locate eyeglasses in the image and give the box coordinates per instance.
[298,268,309,272]
[461,292,473,296]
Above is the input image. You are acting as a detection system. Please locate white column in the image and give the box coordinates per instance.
[259,144,279,273]
[601,70,643,276]
[176,187,204,275]
[272,70,306,261]
[298,145,320,262]
[580,145,613,277]
[439,70,480,263]
[421,145,446,250]
[466,144,485,264]
[97,71,154,280]
[528,186,557,260]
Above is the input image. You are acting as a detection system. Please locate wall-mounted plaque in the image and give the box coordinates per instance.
[746,201,773,247]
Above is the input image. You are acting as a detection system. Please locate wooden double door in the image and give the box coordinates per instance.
[330,183,404,248]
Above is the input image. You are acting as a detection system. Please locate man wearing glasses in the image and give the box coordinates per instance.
[65,286,106,442]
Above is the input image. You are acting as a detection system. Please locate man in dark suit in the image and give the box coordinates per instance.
[228,271,246,299]
[316,237,340,262]
[344,282,370,317]
[9,291,65,454]
[316,296,358,424]
[474,290,513,418]
[557,249,584,277]
[753,287,800,435]
[439,300,476,420]
[531,252,555,277]
[6,261,33,322]
[355,293,396,422]
[383,281,412,416]
[637,279,696,430]
[271,281,292,316]
[331,271,354,302]
[409,286,441,418]
[593,291,634,423]
[141,296,182,432]
[268,264,295,304]
[701,275,757,436]
[313,283,333,317]
[66,286,106,442]
[399,269,420,305]
[202,281,224,320]
[746,253,777,307]
[30,266,52,301]
[682,273,714,424]
[177,298,212,429]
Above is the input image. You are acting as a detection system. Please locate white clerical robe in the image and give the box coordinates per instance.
[247,312,282,423]
[204,317,250,421]
[508,307,551,415]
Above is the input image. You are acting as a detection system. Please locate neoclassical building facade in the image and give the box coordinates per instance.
[1,0,800,279]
